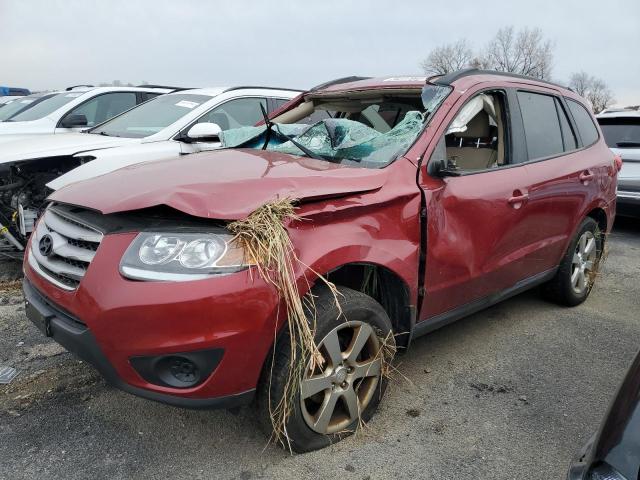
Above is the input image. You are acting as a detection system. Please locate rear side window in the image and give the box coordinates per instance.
[567,99,599,147]
[517,91,564,160]
[597,117,640,149]
[555,99,577,151]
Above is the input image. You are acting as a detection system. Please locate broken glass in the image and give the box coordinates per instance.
[220,111,425,167]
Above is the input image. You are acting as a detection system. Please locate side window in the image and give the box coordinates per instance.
[566,99,599,147]
[555,99,577,151]
[197,97,267,131]
[517,91,564,160]
[270,98,290,112]
[67,92,137,127]
[441,91,508,171]
[142,92,162,102]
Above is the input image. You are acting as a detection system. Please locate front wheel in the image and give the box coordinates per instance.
[543,217,603,306]
[257,285,393,453]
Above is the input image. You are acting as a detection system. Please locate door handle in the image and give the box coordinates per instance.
[508,191,529,208]
[579,170,594,183]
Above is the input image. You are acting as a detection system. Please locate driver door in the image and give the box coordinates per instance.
[419,89,533,319]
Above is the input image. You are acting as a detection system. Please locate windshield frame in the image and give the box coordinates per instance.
[232,84,453,170]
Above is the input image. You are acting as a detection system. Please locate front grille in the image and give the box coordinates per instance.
[28,206,104,291]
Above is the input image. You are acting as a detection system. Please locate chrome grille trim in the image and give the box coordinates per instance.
[29,207,104,291]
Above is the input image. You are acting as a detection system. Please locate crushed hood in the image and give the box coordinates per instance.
[48,148,388,220]
[0,132,136,165]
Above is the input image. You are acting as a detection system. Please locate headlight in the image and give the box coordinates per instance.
[120,232,249,281]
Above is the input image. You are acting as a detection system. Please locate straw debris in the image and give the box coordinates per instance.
[228,198,333,447]
[228,198,397,449]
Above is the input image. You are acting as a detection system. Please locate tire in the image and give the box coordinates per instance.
[543,217,602,306]
[256,285,393,453]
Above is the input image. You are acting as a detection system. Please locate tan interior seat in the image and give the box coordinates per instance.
[447,111,497,170]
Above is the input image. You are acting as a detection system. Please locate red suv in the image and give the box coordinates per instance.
[23,70,618,452]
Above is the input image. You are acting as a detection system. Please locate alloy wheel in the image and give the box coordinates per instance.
[571,230,597,294]
[300,321,382,434]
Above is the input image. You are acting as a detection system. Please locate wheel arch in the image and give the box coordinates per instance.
[586,206,608,235]
[321,262,415,350]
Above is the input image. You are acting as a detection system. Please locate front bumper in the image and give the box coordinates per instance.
[23,232,282,409]
[23,279,254,409]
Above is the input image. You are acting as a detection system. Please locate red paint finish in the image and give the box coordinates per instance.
[27,73,616,404]
[49,149,388,220]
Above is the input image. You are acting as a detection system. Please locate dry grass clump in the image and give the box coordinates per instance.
[229,198,398,450]
[228,198,331,448]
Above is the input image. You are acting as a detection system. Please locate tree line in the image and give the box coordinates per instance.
[420,26,615,113]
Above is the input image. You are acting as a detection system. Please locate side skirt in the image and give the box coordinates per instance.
[411,267,558,340]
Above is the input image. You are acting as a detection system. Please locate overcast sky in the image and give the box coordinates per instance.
[1,0,638,105]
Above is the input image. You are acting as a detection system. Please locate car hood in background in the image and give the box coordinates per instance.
[47,141,181,191]
[49,148,388,220]
[0,132,136,164]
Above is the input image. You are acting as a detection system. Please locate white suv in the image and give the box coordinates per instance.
[0,86,299,251]
[597,107,640,216]
[0,85,173,135]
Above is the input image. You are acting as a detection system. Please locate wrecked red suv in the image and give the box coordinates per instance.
[23,71,618,452]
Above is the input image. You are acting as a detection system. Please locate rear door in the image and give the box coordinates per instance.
[515,89,607,274]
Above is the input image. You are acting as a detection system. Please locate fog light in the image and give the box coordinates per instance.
[129,348,224,389]
[162,356,200,386]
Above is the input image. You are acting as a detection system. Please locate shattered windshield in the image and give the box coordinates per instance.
[220,84,451,168]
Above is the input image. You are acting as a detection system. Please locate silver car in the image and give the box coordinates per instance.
[597,108,640,217]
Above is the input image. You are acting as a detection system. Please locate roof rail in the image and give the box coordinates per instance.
[136,84,192,91]
[222,86,304,94]
[310,76,372,92]
[66,84,94,91]
[432,69,569,90]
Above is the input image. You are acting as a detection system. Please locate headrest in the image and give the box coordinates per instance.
[456,111,490,138]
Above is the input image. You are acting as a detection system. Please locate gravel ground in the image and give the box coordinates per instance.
[1,218,639,480]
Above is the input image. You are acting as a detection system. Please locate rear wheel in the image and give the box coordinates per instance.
[544,217,602,306]
[257,285,393,453]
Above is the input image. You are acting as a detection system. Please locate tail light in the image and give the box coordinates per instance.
[614,154,623,172]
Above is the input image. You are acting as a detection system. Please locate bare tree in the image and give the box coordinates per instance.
[569,71,590,97]
[481,26,553,79]
[569,71,615,113]
[420,39,473,75]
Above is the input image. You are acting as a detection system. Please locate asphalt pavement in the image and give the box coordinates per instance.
[1,218,639,480]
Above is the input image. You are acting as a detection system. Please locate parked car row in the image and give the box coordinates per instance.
[0,85,300,252]
[6,69,623,457]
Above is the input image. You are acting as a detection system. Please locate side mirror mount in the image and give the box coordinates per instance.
[426,136,453,177]
[60,113,88,128]
[183,122,222,143]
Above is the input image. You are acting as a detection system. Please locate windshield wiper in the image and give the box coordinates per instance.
[616,141,640,147]
[258,103,327,161]
[94,131,120,137]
